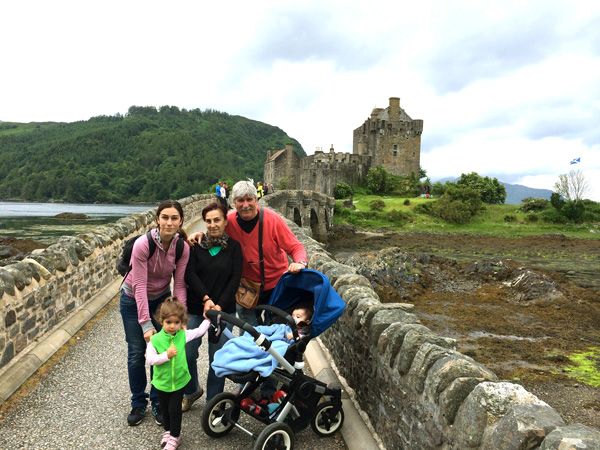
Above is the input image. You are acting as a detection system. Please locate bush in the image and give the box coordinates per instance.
[366,166,395,194]
[386,209,411,224]
[403,199,411,206]
[369,199,386,211]
[550,192,565,210]
[414,202,434,215]
[434,200,473,224]
[520,197,549,213]
[333,182,353,199]
[525,214,539,223]
[540,209,568,224]
[504,215,517,223]
[562,200,585,222]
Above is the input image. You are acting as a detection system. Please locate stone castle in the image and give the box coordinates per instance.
[264,97,423,196]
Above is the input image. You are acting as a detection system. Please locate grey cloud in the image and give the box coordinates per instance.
[525,115,600,146]
[248,9,389,70]
[426,14,561,94]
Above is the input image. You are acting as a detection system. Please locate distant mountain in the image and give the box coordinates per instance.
[501,183,552,204]
[0,106,304,203]
[431,177,552,204]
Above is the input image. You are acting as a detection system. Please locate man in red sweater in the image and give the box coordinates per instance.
[227,180,307,324]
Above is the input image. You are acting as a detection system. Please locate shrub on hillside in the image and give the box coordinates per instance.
[386,209,411,224]
[540,209,568,224]
[434,200,474,224]
[366,166,395,194]
[403,199,411,206]
[561,200,585,222]
[525,214,539,223]
[520,197,549,213]
[550,192,565,210]
[333,182,353,199]
[504,215,517,223]
[369,199,386,211]
[414,202,434,215]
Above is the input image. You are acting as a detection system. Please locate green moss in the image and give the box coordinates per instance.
[564,347,600,387]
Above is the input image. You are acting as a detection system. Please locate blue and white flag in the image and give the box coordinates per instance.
[569,157,581,165]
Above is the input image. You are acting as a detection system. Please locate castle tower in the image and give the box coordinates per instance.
[352,96,423,177]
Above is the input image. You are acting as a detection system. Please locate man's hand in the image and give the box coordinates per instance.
[287,262,306,273]
[187,231,204,245]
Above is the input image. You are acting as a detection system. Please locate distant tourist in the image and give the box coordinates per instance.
[120,200,190,428]
[256,181,264,199]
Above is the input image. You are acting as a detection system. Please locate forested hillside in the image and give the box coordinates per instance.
[0,106,304,203]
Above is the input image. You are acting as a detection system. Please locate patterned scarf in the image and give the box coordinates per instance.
[199,232,229,250]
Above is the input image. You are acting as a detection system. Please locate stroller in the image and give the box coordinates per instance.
[202,269,346,450]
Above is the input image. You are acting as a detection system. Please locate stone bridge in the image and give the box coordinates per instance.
[0,191,598,449]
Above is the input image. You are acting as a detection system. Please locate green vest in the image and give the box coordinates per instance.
[150,329,190,392]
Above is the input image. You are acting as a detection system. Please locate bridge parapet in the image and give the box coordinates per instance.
[2,192,599,449]
[0,194,215,376]
[272,208,600,450]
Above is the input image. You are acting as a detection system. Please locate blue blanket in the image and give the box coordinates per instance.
[212,324,292,377]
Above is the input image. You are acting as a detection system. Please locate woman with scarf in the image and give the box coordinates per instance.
[182,202,242,410]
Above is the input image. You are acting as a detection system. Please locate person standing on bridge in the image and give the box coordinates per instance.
[189,180,307,325]
[120,200,190,428]
[183,202,242,409]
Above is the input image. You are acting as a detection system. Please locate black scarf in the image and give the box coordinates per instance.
[199,232,229,249]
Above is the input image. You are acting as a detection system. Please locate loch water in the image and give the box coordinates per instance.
[0,201,152,244]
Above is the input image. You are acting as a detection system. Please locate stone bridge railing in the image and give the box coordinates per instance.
[262,198,600,450]
[0,194,215,386]
[1,191,598,449]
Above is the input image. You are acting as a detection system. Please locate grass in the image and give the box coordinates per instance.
[334,193,600,239]
[564,347,600,387]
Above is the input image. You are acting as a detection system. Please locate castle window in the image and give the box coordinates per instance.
[392,144,398,157]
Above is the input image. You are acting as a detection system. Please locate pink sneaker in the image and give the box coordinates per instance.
[164,435,181,450]
[160,431,171,448]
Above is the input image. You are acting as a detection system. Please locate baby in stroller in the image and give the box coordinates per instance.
[201,269,346,450]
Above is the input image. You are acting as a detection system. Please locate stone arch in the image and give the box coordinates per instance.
[310,208,319,235]
[293,208,302,227]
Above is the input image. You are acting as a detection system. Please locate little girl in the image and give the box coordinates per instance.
[146,298,210,450]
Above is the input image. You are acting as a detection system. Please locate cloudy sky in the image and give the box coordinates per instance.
[1,0,599,200]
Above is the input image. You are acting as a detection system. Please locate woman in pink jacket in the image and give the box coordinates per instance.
[119,200,190,428]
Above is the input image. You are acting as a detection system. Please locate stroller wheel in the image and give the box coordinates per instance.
[254,422,294,450]
[311,401,345,437]
[201,392,239,437]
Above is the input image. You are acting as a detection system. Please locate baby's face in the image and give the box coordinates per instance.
[292,308,310,324]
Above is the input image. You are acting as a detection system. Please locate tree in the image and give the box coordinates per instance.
[456,172,506,204]
[366,166,394,194]
[554,170,588,201]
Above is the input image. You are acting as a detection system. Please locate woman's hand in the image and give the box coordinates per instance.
[187,231,204,245]
[143,329,156,342]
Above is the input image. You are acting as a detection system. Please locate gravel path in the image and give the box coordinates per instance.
[0,297,346,450]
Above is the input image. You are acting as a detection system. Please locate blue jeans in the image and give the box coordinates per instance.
[120,291,168,409]
[185,313,233,401]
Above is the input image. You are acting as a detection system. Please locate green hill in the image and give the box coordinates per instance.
[0,106,304,203]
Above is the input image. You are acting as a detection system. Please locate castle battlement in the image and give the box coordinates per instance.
[264,97,422,196]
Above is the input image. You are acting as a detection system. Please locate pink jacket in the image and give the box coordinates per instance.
[123,229,189,330]
[226,207,307,291]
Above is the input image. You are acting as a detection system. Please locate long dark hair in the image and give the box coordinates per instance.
[156,199,188,241]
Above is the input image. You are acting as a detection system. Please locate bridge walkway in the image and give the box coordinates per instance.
[0,293,347,449]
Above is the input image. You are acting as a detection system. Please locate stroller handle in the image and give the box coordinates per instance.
[205,310,261,340]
